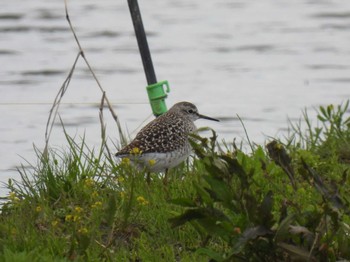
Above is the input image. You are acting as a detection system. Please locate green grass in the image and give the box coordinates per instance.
[1,102,350,261]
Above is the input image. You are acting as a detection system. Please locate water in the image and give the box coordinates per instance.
[1,0,350,195]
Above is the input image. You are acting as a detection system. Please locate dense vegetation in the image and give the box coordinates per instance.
[0,102,349,261]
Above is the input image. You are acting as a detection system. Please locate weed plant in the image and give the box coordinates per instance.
[0,102,349,261]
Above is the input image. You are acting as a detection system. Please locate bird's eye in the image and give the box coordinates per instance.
[188,109,194,114]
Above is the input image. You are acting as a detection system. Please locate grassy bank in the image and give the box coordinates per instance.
[1,102,350,261]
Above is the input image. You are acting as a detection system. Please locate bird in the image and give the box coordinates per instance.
[115,101,219,182]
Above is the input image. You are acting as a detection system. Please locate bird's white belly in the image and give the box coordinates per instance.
[125,148,191,172]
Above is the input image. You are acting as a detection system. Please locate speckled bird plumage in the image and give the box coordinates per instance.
[115,101,219,172]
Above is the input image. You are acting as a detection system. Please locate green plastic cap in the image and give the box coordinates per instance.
[146,80,170,116]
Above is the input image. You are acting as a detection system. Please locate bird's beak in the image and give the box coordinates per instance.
[198,113,220,122]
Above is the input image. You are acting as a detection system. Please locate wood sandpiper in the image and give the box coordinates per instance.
[115,101,219,180]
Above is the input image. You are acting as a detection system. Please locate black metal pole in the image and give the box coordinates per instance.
[127,0,157,85]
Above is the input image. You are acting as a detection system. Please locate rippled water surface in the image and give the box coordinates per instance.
[1,0,350,195]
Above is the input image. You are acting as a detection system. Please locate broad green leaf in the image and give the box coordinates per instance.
[278,243,315,261]
[196,247,224,262]
[220,155,249,188]
[194,183,213,206]
[319,105,327,118]
[202,175,233,208]
[233,225,272,254]
[274,214,296,242]
[168,208,208,228]
[168,198,197,207]
[257,190,274,227]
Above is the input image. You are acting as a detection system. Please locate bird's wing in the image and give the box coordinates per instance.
[116,116,188,155]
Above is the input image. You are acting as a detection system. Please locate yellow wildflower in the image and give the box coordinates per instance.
[9,192,16,199]
[35,206,42,212]
[91,201,102,209]
[121,157,131,166]
[65,214,73,222]
[73,215,80,222]
[276,143,283,150]
[136,196,149,205]
[51,220,59,227]
[78,227,88,234]
[120,191,125,199]
[225,151,234,158]
[84,178,94,187]
[92,191,99,198]
[130,147,142,155]
[74,206,83,213]
[148,159,156,166]
[8,192,19,202]
[116,176,125,183]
